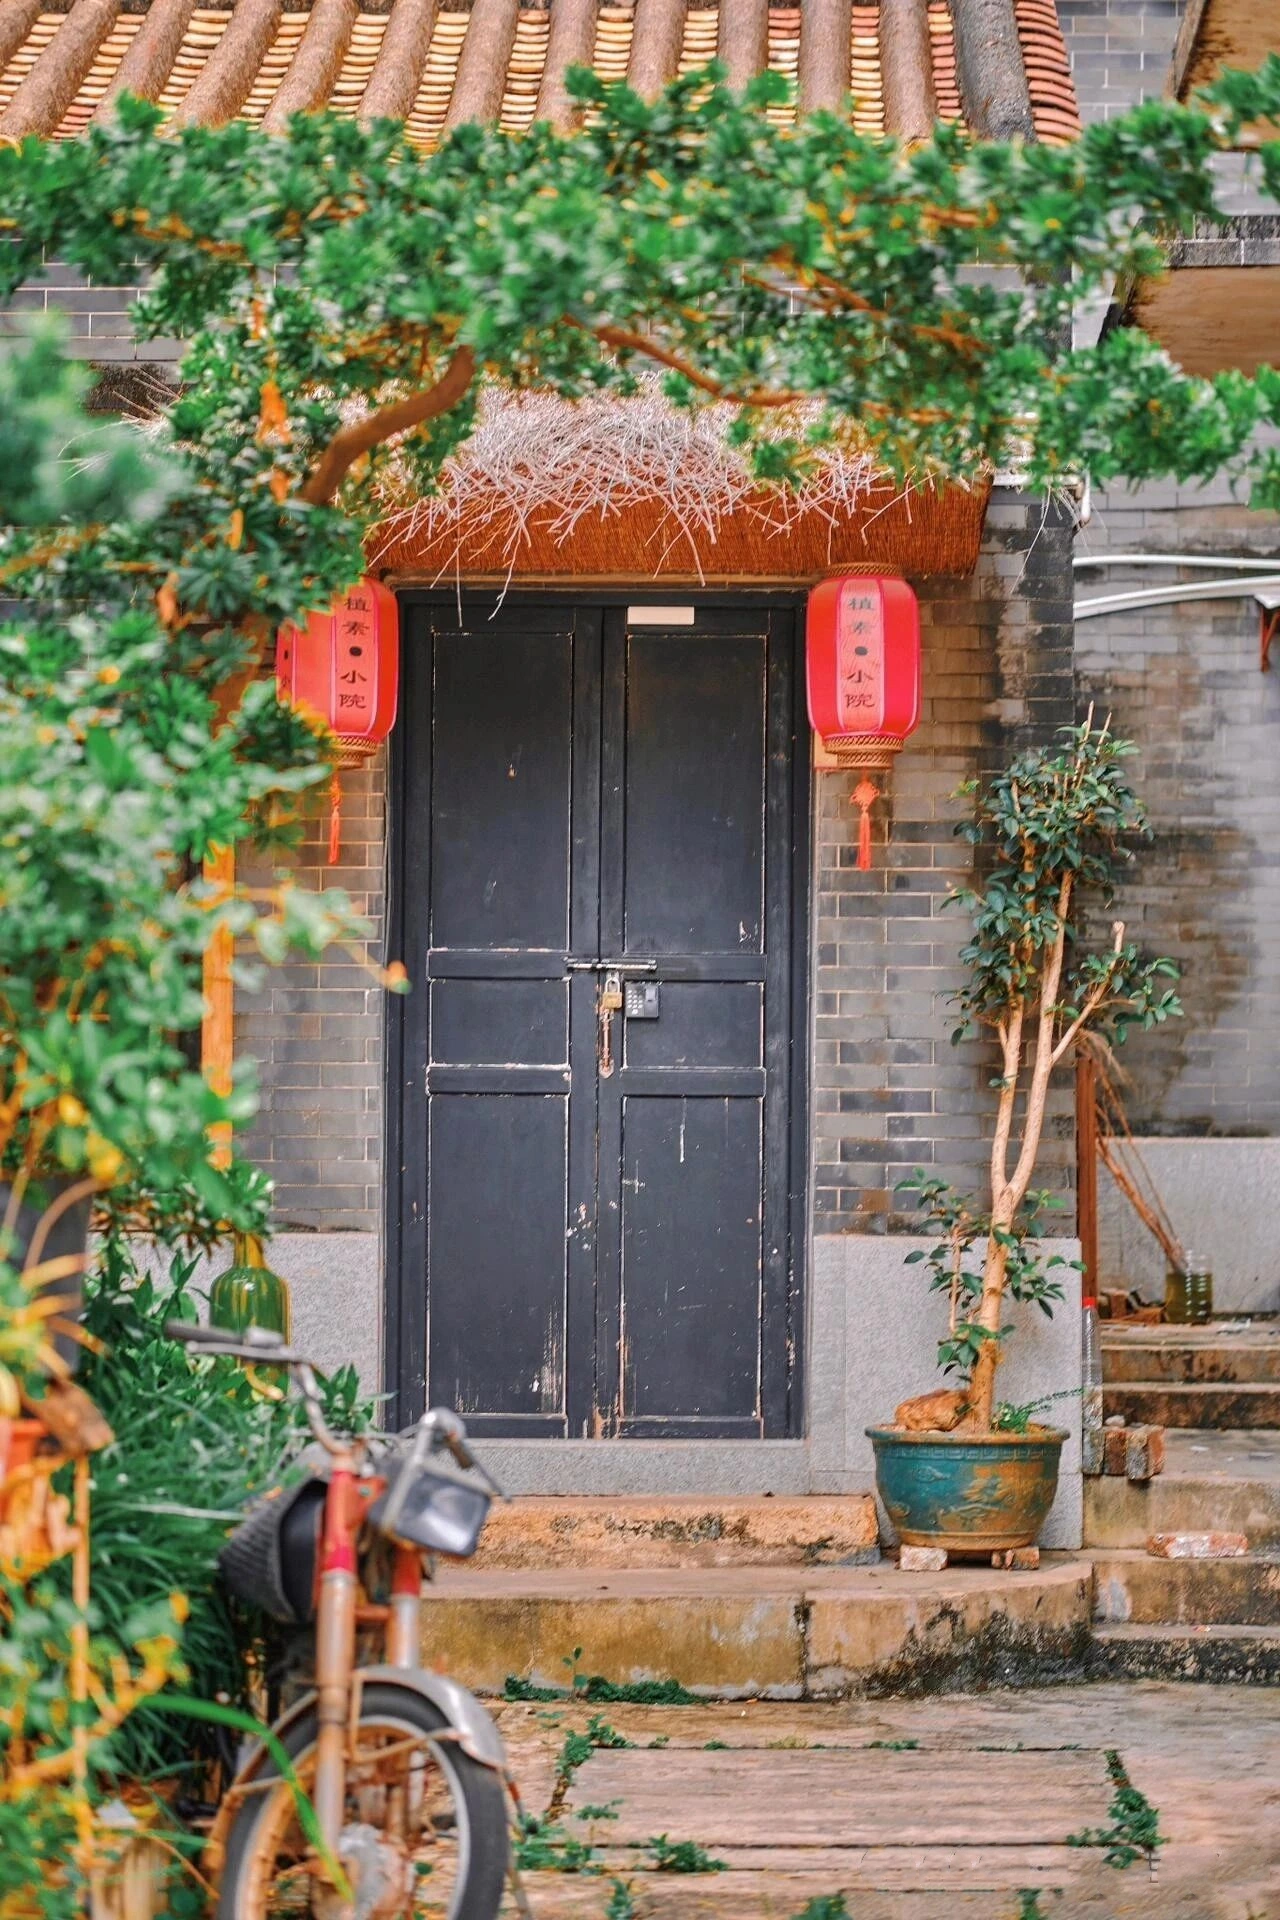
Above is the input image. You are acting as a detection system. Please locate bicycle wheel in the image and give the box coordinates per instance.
[215,1681,510,1920]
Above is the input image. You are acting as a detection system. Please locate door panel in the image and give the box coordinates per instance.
[623,982,762,1071]
[620,1095,763,1423]
[388,597,806,1437]
[427,1093,568,1420]
[429,625,574,951]
[618,630,766,956]
[430,979,568,1068]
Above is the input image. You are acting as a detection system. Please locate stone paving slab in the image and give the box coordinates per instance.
[495,1683,1280,1920]
[472,1495,880,1570]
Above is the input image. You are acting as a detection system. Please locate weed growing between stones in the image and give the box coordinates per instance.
[790,1898,852,1920]
[1016,1895,1051,1920]
[605,1883,636,1920]
[868,1738,920,1750]
[1068,1751,1164,1870]
[513,1816,599,1875]
[646,1836,727,1873]
[504,1649,700,1705]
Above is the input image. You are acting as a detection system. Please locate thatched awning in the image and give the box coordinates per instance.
[368,385,989,582]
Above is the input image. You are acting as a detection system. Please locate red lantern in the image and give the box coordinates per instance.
[277,577,399,863]
[806,574,921,871]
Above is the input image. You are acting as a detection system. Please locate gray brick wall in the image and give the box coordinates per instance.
[1061,0,1280,1142]
[1075,479,1280,1134]
[1057,0,1182,124]
[236,754,387,1230]
[0,255,179,363]
[811,490,1079,1233]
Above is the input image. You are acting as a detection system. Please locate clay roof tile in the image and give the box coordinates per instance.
[0,0,1080,146]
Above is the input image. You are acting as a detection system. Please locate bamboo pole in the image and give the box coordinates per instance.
[202,846,235,1171]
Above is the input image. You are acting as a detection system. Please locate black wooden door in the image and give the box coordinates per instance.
[387,597,806,1437]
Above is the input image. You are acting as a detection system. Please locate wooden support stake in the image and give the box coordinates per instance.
[1075,1048,1098,1305]
[71,1454,92,1866]
[202,845,235,1170]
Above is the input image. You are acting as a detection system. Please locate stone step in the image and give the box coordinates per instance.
[1091,1548,1280,1626]
[1103,1381,1280,1428]
[421,1558,1093,1700]
[1102,1323,1280,1385]
[470,1494,879,1570]
[1090,1622,1280,1684]
[1084,1429,1280,1549]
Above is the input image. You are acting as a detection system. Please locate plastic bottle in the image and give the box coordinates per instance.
[1082,1296,1104,1466]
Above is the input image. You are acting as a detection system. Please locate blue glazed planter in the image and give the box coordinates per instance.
[867,1426,1067,1552]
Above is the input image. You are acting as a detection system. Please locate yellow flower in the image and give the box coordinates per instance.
[57,1093,86,1126]
[87,1133,126,1183]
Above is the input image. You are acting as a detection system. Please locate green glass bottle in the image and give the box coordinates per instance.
[210,1232,292,1342]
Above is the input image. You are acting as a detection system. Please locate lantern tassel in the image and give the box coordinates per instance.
[328,771,342,866]
[853,776,879,872]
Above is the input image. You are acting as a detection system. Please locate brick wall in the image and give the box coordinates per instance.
[1060,0,1280,1141]
[1075,480,1280,1134]
[811,490,1078,1233]
[1057,0,1182,124]
[0,255,179,364]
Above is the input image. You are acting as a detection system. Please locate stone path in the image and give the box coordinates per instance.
[494,1682,1280,1920]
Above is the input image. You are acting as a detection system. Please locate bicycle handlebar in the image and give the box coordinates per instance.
[162,1321,495,1483]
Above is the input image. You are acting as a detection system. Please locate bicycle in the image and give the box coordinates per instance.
[166,1319,511,1920]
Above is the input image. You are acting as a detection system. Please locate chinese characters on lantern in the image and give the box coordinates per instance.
[806,575,922,871]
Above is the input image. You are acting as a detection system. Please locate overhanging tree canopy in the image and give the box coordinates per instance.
[2,60,1280,633]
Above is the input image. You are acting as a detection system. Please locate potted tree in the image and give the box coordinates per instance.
[868,717,1181,1554]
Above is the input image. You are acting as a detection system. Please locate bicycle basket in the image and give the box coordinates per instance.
[218,1477,327,1624]
[368,1465,490,1559]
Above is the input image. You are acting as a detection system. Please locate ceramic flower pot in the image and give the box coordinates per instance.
[867,1425,1067,1552]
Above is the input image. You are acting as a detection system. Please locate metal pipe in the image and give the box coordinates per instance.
[1074,575,1280,619]
[1074,552,1280,571]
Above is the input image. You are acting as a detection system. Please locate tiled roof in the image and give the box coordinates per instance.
[0,0,1080,146]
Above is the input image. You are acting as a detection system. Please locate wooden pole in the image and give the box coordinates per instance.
[202,846,235,1170]
[1075,1048,1099,1305]
[71,1454,92,1868]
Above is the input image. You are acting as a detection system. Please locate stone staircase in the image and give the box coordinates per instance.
[1102,1320,1280,1427]
[415,1328,1280,1697]
[423,1494,1095,1699]
[1088,1322,1280,1682]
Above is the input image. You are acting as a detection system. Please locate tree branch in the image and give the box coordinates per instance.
[1005,871,1073,1212]
[1050,920,1125,1069]
[989,999,1024,1201]
[299,344,477,506]
[580,322,805,409]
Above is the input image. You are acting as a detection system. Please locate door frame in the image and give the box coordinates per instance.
[383,588,812,1433]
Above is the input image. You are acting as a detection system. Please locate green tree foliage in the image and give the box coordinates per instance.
[0,331,371,1252]
[4,62,1280,547]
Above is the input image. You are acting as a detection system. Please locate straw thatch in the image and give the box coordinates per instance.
[368,383,990,582]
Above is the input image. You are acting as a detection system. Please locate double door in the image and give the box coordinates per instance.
[387,598,807,1436]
